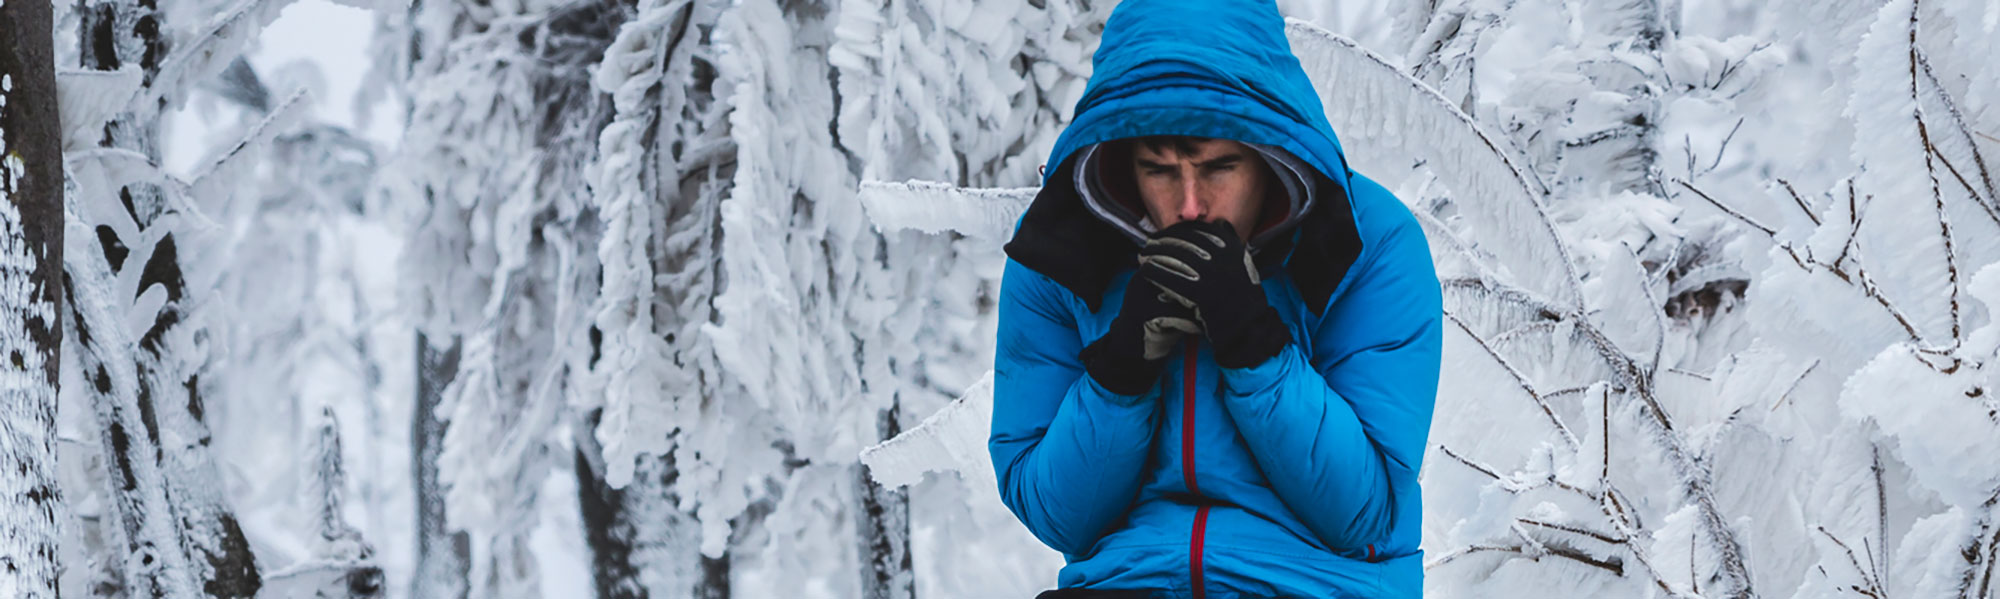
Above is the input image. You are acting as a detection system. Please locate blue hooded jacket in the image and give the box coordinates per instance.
[989,1,1443,597]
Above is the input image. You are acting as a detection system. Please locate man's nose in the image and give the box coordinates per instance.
[1176,177,1203,222]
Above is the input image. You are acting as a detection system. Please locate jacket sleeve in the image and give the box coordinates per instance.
[1217,206,1442,549]
[989,259,1164,556]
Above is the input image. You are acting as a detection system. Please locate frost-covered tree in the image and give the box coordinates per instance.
[58,0,319,595]
[0,0,67,596]
[47,0,399,596]
[384,0,617,593]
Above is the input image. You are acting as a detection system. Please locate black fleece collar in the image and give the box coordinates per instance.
[1004,157,1362,316]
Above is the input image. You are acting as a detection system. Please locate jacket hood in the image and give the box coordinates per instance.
[1004,0,1364,315]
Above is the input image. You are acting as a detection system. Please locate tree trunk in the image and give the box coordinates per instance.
[411,332,470,599]
[855,404,913,599]
[0,0,68,595]
[75,1,260,595]
[576,415,730,599]
[65,197,198,599]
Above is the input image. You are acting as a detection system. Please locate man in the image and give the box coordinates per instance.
[988,0,1442,597]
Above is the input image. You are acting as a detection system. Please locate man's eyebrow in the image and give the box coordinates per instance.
[1134,154,1245,170]
[1196,154,1246,168]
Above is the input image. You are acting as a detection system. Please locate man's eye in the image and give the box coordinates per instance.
[1142,168,1175,177]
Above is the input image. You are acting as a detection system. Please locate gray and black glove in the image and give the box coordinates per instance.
[1137,220,1291,369]
[1081,275,1203,395]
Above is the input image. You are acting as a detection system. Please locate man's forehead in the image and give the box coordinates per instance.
[1130,137,1252,161]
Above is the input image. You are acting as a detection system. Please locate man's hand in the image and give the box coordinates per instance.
[1137,220,1291,368]
[1080,275,1203,395]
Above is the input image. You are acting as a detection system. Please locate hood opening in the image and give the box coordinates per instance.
[1073,138,1318,254]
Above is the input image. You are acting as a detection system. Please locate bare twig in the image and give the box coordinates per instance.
[1912,83,1966,352]
[1436,445,1600,500]
[1545,386,1596,400]
[1914,52,1998,211]
[1776,178,1821,226]
[1832,182,1862,270]
[1660,367,1712,382]
[1817,527,1888,598]
[1769,358,1820,412]
[1446,313,1583,449]
[1706,117,1745,174]
[1438,445,1507,482]
[1426,541,1627,577]
[1873,444,1888,588]
[1600,385,1610,484]
[1518,518,1626,546]
[1676,179,1775,237]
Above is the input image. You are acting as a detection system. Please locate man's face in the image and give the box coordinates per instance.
[1130,137,1269,242]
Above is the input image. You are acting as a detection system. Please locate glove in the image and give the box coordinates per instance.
[1136,220,1291,369]
[1080,275,1203,395]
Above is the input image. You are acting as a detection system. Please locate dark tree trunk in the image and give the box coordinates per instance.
[411,332,470,599]
[575,416,730,599]
[856,403,913,599]
[0,0,68,595]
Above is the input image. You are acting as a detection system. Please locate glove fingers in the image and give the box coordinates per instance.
[1144,236,1212,261]
[1138,253,1200,284]
[1192,229,1228,251]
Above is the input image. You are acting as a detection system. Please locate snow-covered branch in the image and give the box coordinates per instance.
[856,181,1035,240]
[1286,18,1585,313]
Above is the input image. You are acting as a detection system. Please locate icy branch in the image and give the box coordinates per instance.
[857,180,1036,241]
[133,0,304,113]
[187,88,311,203]
[859,371,996,491]
[1286,18,1584,312]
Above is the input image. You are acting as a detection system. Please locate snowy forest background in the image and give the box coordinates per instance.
[1,0,1998,597]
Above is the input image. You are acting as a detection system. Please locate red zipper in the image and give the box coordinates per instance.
[1183,340,1207,599]
[1191,506,1210,597]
